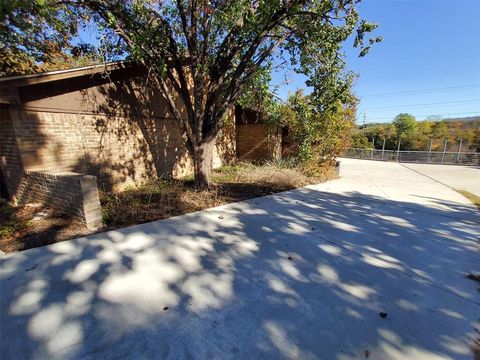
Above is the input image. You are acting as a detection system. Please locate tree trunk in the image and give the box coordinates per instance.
[193,140,215,188]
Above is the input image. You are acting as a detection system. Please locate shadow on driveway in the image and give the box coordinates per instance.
[1,188,479,359]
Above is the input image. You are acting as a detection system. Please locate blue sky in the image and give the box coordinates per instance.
[272,0,480,124]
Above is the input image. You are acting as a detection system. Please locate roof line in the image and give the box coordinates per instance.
[0,60,132,83]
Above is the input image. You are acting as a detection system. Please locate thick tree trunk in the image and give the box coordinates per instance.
[193,140,215,188]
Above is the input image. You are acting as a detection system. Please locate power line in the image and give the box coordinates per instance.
[364,111,480,122]
[360,84,480,98]
[359,99,480,111]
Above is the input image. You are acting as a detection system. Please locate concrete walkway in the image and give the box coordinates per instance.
[1,159,479,360]
[401,162,479,197]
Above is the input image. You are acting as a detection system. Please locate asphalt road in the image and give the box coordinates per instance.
[1,158,479,359]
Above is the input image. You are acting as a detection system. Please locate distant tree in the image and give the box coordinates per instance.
[350,131,371,149]
[471,129,480,152]
[359,118,480,152]
[393,113,417,138]
[431,121,448,139]
[363,123,397,149]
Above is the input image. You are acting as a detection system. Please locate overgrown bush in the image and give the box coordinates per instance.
[278,90,357,175]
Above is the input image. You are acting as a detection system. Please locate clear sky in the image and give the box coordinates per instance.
[273,0,480,124]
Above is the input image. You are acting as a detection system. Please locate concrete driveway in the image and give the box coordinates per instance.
[1,158,479,360]
[401,163,479,197]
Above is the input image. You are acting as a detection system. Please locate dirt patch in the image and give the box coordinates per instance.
[0,200,93,253]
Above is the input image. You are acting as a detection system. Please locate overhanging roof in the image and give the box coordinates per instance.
[0,61,136,104]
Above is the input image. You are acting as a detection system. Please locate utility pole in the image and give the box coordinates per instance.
[441,138,448,164]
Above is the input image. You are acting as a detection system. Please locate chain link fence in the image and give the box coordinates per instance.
[342,148,480,166]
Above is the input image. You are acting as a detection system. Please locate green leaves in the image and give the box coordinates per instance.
[278,89,357,169]
[393,113,417,138]
[106,12,116,26]
[0,0,99,76]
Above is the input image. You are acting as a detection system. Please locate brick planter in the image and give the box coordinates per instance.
[16,171,102,230]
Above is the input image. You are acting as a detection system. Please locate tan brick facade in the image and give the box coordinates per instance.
[0,63,277,227]
[236,124,282,162]
[0,64,236,196]
[7,108,196,191]
[16,171,102,229]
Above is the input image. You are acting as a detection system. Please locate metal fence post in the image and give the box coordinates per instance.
[381,138,386,161]
[371,137,375,159]
[428,138,433,163]
[396,137,401,162]
[441,138,448,164]
[342,148,478,166]
[456,139,463,162]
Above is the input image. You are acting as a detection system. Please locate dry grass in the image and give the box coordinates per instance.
[0,199,30,238]
[101,162,333,228]
[0,200,92,253]
[456,190,480,211]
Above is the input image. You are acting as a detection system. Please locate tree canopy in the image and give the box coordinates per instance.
[357,117,480,152]
[0,0,99,76]
[2,0,381,187]
[393,113,417,138]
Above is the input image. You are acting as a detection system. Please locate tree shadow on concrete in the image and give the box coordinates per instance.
[1,188,479,359]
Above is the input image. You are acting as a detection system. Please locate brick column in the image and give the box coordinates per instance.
[16,171,102,230]
[80,175,102,230]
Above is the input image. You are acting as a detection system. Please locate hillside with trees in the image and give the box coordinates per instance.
[352,115,480,152]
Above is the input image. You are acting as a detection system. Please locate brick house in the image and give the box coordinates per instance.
[0,62,281,228]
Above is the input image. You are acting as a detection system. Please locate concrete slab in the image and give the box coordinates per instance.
[400,162,480,197]
[1,159,479,359]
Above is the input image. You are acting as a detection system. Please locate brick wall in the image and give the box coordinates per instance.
[1,64,238,201]
[0,105,24,198]
[16,171,102,230]
[1,65,277,229]
[1,103,234,229]
[236,124,282,162]
[3,107,234,195]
